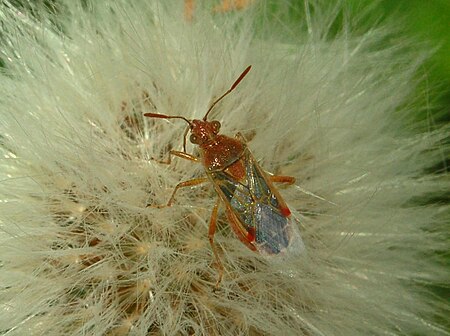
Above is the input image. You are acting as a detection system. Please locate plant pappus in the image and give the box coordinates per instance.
[144,66,304,287]
[184,0,255,20]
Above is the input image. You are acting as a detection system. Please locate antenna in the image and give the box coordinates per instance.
[203,65,251,121]
[144,113,192,152]
[143,113,192,126]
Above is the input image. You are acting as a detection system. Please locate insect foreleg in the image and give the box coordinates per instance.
[269,175,296,185]
[149,177,208,208]
[153,150,199,165]
[208,198,224,290]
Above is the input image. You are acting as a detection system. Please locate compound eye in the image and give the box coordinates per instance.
[211,121,221,133]
[190,133,199,144]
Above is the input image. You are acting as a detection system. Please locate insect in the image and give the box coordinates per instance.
[144,66,304,286]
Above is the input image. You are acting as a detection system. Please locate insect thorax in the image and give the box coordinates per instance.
[200,135,245,172]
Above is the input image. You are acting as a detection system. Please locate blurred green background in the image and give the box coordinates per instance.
[273,0,450,123]
[364,0,450,123]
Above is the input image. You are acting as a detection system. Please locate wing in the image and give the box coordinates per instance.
[209,148,304,255]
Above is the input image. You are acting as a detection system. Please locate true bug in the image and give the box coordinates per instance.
[144,66,304,286]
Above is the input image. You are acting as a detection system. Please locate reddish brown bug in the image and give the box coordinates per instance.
[144,66,304,286]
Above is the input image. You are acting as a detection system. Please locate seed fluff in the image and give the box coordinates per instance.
[0,1,448,335]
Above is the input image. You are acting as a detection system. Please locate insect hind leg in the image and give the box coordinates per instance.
[208,198,224,291]
[270,175,296,185]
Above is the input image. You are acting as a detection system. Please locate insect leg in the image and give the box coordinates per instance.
[149,177,208,208]
[269,175,296,185]
[208,198,224,290]
[153,150,199,165]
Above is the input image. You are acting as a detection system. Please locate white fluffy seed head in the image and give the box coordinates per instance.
[0,1,448,335]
